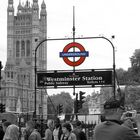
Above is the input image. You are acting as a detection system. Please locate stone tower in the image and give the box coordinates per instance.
[2,0,47,118]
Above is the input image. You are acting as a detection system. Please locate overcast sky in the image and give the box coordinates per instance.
[1,0,140,70]
[0,0,140,95]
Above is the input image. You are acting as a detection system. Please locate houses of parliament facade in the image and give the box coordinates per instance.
[0,0,48,118]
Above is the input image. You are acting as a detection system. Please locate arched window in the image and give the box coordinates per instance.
[21,40,25,57]
[7,72,10,78]
[11,72,13,79]
[26,40,30,57]
[16,41,20,57]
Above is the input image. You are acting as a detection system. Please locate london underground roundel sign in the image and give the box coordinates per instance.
[60,42,89,67]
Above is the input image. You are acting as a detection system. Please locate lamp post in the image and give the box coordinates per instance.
[34,36,116,118]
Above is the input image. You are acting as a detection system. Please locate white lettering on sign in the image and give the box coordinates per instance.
[82,76,103,81]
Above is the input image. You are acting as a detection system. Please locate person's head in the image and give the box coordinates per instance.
[54,118,61,128]
[4,124,19,140]
[0,119,7,129]
[47,119,54,130]
[2,119,7,123]
[62,123,72,134]
[100,115,106,122]
[26,120,35,132]
[75,121,82,130]
[2,121,11,132]
[103,98,125,121]
[35,122,41,130]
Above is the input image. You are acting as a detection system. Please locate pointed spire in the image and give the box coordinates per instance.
[8,0,14,9]
[18,0,22,12]
[25,0,30,8]
[41,0,46,9]
[40,0,46,16]
[26,0,29,7]
[25,0,29,9]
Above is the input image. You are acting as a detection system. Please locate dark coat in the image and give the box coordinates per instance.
[73,128,87,140]
[94,121,140,140]
[0,127,4,140]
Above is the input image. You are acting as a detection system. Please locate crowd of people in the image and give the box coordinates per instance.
[1,97,140,140]
[0,117,87,140]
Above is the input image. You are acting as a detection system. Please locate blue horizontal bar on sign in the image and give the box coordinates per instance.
[59,51,89,57]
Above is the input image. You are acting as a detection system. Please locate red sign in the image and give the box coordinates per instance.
[61,42,88,66]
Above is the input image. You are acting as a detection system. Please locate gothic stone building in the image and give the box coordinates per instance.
[0,0,48,118]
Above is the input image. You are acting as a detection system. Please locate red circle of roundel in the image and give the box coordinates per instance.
[63,42,86,67]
